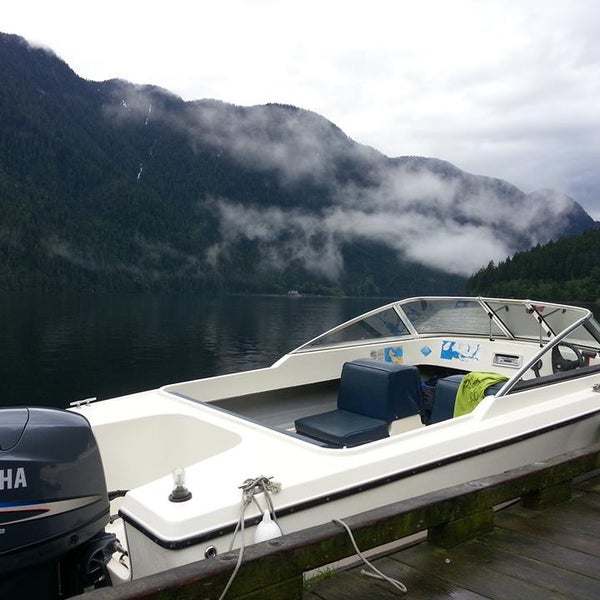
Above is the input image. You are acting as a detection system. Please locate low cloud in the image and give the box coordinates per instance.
[206,194,513,278]
[205,199,344,279]
[205,153,578,278]
[187,103,345,185]
[107,87,581,279]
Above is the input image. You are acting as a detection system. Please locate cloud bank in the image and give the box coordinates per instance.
[107,84,588,280]
[182,103,577,278]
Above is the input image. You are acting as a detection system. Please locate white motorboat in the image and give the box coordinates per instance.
[2,296,600,595]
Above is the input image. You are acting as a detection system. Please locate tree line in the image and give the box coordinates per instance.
[466,228,600,302]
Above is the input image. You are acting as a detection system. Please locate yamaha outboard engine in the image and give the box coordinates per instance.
[0,407,113,599]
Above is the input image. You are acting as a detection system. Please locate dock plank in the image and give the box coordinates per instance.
[306,570,401,600]
[387,542,571,600]
[493,511,600,558]
[74,451,600,600]
[306,558,488,600]
[449,538,598,600]
[481,528,599,579]
[574,471,600,493]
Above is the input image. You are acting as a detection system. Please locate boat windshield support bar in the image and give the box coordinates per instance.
[478,298,515,340]
[525,301,559,347]
[496,308,592,397]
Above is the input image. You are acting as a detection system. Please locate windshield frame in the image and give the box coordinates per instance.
[293,296,594,353]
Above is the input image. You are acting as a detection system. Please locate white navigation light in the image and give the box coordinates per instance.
[169,467,192,502]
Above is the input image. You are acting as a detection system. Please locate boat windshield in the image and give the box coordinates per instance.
[483,300,591,342]
[296,297,594,351]
[561,317,600,349]
[399,299,505,337]
[302,306,410,348]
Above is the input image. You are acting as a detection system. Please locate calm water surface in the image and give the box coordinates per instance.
[1,294,597,410]
[0,294,386,409]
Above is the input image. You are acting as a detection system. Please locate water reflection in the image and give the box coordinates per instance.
[0,294,384,409]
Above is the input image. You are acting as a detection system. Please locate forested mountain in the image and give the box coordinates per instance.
[466,228,600,302]
[1,32,597,295]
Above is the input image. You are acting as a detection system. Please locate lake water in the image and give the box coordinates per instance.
[1,293,597,410]
[0,294,386,409]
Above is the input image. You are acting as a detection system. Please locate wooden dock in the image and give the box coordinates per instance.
[77,444,600,600]
[305,470,600,599]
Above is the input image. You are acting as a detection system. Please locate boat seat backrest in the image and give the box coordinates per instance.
[294,359,423,447]
[430,374,464,423]
[337,359,423,421]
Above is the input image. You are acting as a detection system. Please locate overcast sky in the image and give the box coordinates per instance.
[4,0,600,219]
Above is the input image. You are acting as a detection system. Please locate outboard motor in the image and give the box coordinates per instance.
[0,407,113,599]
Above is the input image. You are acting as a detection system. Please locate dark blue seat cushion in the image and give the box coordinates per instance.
[294,409,389,447]
[295,359,423,446]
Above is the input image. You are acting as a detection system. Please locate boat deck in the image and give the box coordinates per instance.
[305,471,600,600]
[213,379,339,430]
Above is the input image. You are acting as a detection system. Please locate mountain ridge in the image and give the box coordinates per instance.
[0,32,596,295]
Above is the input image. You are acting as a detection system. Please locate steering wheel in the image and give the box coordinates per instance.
[551,342,585,373]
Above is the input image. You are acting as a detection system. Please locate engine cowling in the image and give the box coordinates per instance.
[0,406,111,598]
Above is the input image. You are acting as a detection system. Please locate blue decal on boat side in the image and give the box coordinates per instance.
[440,340,481,363]
[384,346,403,363]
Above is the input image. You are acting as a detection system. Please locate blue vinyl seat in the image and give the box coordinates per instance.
[429,374,465,423]
[294,359,423,447]
[429,373,505,424]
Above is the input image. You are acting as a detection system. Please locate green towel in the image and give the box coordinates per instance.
[453,372,508,417]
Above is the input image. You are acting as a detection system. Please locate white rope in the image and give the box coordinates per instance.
[332,518,408,594]
[217,476,281,600]
[217,495,249,600]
